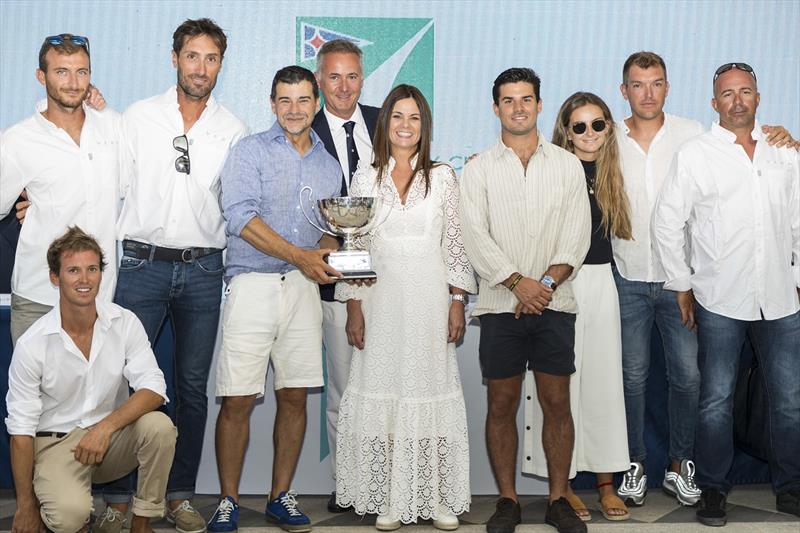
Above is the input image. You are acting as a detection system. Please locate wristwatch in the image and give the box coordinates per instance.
[540,275,557,290]
[451,293,468,305]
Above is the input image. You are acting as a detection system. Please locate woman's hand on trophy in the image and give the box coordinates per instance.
[295,248,342,284]
[345,300,366,349]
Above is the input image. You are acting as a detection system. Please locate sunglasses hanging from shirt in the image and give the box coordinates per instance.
[173,135,190,174]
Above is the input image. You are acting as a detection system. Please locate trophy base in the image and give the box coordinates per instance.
[338,270,378,280]
[327,250,376,280]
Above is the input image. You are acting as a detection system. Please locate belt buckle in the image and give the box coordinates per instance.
[181,248,194,263]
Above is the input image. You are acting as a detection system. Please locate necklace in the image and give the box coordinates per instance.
[585,175,595,195]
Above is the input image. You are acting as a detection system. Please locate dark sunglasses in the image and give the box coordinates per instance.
[173,135,190,174]
[571,118,607,135]
[44,34,90,55]
[713,62,756,82]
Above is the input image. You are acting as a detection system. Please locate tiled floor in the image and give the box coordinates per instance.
[0,485,798,532]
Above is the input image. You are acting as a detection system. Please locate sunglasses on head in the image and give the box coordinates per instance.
[713,62,756,83]
[44,34,90,55]
[571,118,607,135]
[173,135,190,174]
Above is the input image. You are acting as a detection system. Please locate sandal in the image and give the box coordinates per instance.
[598,492,630,521]
[565,491,592,522]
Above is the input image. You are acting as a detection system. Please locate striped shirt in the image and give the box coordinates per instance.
[459,134,591,315]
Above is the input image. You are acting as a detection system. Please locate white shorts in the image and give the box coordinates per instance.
[215,270,324,396]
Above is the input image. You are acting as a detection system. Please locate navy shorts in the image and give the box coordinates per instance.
[478,310,576,378]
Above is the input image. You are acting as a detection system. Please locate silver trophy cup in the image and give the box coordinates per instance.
[299,186,390,279]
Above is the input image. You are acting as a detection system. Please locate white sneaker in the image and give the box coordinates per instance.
[617,461,648,506]
[663,459,701,506]
[375,512,401,531]
[433,511,459,531]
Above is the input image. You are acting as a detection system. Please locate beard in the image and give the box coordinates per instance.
[46,85,88,109]
[177,70,217,100]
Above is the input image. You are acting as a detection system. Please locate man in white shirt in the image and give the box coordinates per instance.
[460,67,590,533]
[6,227,175,533]
[612,51,795,508]
[652,63,800,526]
[102,18,247,532]
[310,38,379,513]
[0,34,120,346]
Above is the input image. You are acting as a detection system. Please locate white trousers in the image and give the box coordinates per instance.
[522,263,630,477]
[322,299,353,480]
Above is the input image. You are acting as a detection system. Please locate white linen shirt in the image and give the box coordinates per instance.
[0,101,121,306]
[652,121,800,321]
[117,86,248,249]
[5,300,168,436]
[323,105,373,191]
[612,113,704,282]
[460,134,591,315]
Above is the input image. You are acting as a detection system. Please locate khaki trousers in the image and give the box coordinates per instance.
[33,412,176,533]
[10,293,52,347]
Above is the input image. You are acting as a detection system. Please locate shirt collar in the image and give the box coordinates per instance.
[323,104,364,131]
[40,298,121,337]
[710,120,762,143]
[162,85,219,115]
[33,99,93,131]
[491,130,548,160]
[266,120,324,151]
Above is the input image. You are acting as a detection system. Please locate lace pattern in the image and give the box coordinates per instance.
[334,159,473,521]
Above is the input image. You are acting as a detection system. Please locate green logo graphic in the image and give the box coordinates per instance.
[296,17,434,115]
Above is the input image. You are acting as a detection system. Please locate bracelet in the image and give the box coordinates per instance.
[508,274,524,291]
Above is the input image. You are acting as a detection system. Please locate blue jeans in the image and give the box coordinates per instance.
[103,249,223,503]
[613,267,699,463]
[694,305,800,494]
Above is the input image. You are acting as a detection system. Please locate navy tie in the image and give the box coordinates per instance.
[342,120,360,196]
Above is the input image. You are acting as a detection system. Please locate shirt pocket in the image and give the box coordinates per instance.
[762,162,794,231]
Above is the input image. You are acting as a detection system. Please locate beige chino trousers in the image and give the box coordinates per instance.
[33,411,176,533]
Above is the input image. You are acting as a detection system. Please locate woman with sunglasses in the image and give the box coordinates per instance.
[523,92,633,522]
[334,84,475,531]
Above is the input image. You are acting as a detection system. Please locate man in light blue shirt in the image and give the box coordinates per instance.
[207,65,342,533]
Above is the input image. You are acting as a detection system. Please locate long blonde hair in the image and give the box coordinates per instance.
[552,92,632,240]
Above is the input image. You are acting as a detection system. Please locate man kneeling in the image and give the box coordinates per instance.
[6,226,176,533]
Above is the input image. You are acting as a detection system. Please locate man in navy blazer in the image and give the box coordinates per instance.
[311,39,380,513]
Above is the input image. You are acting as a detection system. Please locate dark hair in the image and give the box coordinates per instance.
[173,18,227,58]
[315,39,363,73]
[622,51,667,84]
[492,68,541,105]
[38,34,90,72]
[270,65,319,101]
[47,226,106,275]
[372,84,437,197]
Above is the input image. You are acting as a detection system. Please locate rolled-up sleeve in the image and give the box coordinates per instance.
[652,153,694,292]
[5,342,43,436]
[221,137,261,237]
[459,159,518,287]
[122,313,168,404]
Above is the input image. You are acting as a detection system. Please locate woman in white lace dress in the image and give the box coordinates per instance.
[334,84,476,531]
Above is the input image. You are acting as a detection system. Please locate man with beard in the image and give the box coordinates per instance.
[94,18,248,533]
[653,63,800,526]
[207,66,341,533]
[0,34,120,346]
